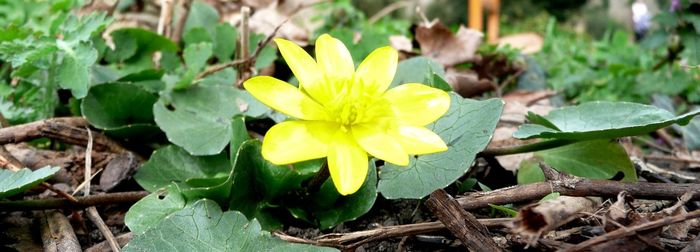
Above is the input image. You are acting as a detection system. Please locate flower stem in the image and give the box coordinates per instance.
[479,139,578,156]
[304,161,329,192]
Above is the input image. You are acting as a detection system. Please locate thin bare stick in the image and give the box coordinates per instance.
[157,0,175,38]
[170,0,191,44]
[86,207,121,252]
[565,209,700,252]
[456,180,700,211]
[236,6,251,86]
[368,0,411,24]
[196,3,310,81]
[275,218,512,249]
[82,128,120,251]
[71,168,103,196]
[84,127,93,196]
[0,191,149,211]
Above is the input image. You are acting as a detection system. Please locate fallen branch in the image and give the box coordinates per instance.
[0,191,149,211]
[0,117,127,153]
[457,180,700,211]
[276,218,512,250]
[566,208,700,252]
[39,210,81,252]
[425,189,500,251]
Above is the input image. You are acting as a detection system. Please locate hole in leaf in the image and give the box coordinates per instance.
[165,104,176,111]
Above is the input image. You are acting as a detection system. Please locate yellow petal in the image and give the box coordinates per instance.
[383,83,451,126]
[352,123,408,166]
[262,121,338,164]
[394,125,448,155]
[243,76,327,120]
[327,131,368,195]
[315,34,354,82]
[355,46,398,95]
[274,38,322,84]
[274,38,330,104]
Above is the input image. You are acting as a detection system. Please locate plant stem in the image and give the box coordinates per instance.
[479,139,577,156]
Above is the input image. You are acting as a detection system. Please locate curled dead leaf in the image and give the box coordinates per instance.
[416,21,482,66]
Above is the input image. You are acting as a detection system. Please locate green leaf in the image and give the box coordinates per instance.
[249,33,277,69]
[183,27,212,46]
[0,166,60,199]
[153,85,248,155]
[681,30,700,66]
[123,200,337,252]
[104,28,178,69]
[516,158,545,185]
[57,42,98,98]
[488,204,518,217]
[514,101,700,140]
[536,140,637,181]
[311,161,377,230]
[683,116,700,150]
[430,73,453,92]
[183,1,219,37]
[229,140,322,229]
[81,83,158,132]
[183,42,212,71]
[539,192,560,203]
[59,12,110,45]
[124,186,186,235]
[230,116,248,160]
[134,145,230,192]
[389,56,446,89]
[378,94,503,199]
[214,24,237,62]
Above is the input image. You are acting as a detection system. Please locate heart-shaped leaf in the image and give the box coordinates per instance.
[123,200,336,252]
[378,94,503,199]
[134,145,230,192]
[514,101,700,140]
[0,166,60,199]
[81,83,159,137]
[153,85,255,155]
[124,185,186,235]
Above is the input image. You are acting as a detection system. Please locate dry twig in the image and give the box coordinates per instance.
[425,189,501,251]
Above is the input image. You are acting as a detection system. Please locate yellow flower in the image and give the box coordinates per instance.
[243,34,450,195]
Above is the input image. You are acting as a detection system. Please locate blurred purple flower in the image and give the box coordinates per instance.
[670,0,680,12]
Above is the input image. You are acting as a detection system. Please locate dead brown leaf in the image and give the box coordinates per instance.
[496,32,544,54]
[416,21,482,66]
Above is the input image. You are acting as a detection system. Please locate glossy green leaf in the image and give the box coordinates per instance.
[183,42,212,71]
[123,200,336,252]
[0,166,60,199]
[153,85,250,155]
[378,94,503,199]
[124,186,186,235]
[228,140,322,229]
[514,101,700,140]
[81,83,158,133]
[536,140,637,181]
[229,116,248,161]
[311,162,377,230]
[389,56,446,89]
[134,145,230,192]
